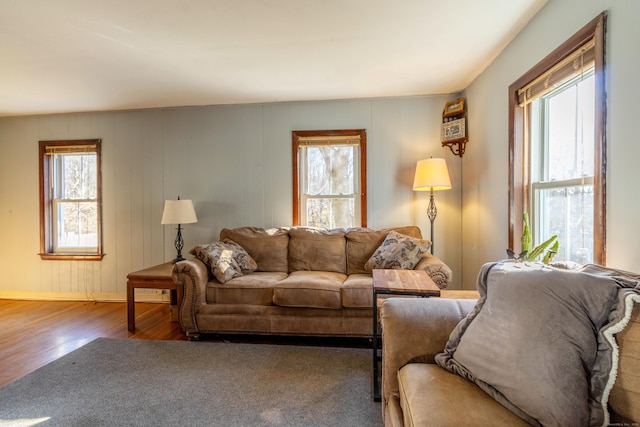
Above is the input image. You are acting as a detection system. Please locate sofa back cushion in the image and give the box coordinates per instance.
[219,227,289,272]
[607,292,640,422]
[288,227,346,274]
[568,264,640,424]
[345,226,422,275]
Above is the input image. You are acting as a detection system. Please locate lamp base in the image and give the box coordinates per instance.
[172,224,185,264]
[427,190,437,255]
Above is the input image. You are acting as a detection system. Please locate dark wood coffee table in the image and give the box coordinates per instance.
[372,269,440,401]
[127,262,182,332]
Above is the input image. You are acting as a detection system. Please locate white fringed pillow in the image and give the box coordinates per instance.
[435,261,640,427]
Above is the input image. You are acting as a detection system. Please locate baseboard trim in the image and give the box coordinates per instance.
[0,291,170,304]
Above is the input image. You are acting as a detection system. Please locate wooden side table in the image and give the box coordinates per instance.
[372,269,440,401]
[127,262,182,332]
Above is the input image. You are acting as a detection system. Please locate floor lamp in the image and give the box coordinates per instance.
[413,158,451,254]
[161,197,198,263]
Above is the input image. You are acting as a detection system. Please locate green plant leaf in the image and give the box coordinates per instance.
[526,235,558,261]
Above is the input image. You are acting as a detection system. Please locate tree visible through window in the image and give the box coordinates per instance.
[292,130,366,228]
[530,69,595,263]
[39,139,103,260]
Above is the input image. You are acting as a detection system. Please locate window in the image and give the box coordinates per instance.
[292,129,366,228]
[509,14,606,264]
[39,139,103,260]
[530,68,595,263]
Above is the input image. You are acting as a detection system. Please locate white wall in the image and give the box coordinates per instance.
[0,95,465,300]
[462,0,640,288]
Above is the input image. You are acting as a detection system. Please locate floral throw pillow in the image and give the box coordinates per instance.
[364,230,431,271]
[223,239,258,273]
[189,241,256,283]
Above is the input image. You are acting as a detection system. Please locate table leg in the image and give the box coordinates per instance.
[176,285,183,312]
[169,288,178,322]
[127,281,135,332]
[372,290,381,401]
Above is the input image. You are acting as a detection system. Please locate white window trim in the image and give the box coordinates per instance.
[298,142,361,227]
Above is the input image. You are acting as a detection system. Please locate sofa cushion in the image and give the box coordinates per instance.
[341,274,373,308]
[205,272,287,305]
[288,227,346,274]
[273,271,346,309]
[189,241,257,283]
[345,226,422,275]
[220,227,289,272]
[364,230,431,272]
[610,303,640,423]
[398,363,530,427]
[435,261,640,427]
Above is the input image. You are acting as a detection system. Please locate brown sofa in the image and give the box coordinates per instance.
[381,262,640,426]
[172,225,452,340]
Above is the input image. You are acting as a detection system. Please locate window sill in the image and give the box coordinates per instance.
[39,253,105,261]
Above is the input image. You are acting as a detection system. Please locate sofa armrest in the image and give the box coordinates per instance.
[414,253,453,288]
[172,258,209,335]
[380,297,476,417]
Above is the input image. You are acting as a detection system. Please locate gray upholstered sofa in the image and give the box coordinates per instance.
[172,225,452,340]
[381,261,640,427]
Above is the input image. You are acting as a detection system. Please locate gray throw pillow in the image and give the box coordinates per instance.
[435,261,640,427]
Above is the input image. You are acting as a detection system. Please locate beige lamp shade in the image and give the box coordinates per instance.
[161,199,198,225]
[412,158,452,191]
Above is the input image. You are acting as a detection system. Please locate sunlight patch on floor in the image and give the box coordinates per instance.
[0,417,51,426]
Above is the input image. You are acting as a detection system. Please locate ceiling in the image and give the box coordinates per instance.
[0,0,547,117]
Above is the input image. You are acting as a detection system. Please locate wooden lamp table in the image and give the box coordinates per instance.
[127,262,182,332]
[372,269,441,401]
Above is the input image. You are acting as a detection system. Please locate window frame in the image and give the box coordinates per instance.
[39,139,104,261]
[292,129,367,228]
[508,13,606,265]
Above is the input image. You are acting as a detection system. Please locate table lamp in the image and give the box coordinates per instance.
[161,197,198,263]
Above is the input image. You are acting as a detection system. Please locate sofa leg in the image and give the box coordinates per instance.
[186,332,201,341]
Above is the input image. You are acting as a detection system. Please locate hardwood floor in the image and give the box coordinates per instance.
[0,299,373,389]
[0,299,186,388]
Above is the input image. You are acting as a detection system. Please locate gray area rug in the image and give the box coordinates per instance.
[0,338,381,426]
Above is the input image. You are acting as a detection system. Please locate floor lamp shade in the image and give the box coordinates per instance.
[412,158,451,191]
[161,199,198,263]
[413,158,451,255]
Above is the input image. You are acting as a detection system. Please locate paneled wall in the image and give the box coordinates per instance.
[0,95,464,300]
